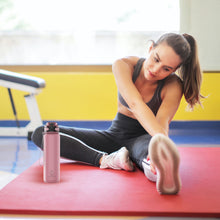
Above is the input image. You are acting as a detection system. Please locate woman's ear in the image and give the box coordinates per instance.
[147,41,154,54]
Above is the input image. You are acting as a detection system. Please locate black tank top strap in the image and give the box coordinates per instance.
[157,79,165,96]
[132,58,145,82]
[155,79,165,100]
[147,79,165,115]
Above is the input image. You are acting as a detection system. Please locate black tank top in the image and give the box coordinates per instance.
[118,58,165,115]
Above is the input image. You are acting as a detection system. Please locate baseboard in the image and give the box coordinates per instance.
[0,120,219,144]
[0,120,219,130]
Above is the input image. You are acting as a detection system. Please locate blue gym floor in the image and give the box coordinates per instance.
[0,120,219,220]
[0,120,220,175]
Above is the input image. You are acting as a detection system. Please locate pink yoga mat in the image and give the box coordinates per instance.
[0,147,219,217]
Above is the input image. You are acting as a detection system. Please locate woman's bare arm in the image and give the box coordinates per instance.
[112,57,182,136]
[156,75,183,134]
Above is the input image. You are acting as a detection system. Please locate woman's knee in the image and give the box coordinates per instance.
[31,125,44,149]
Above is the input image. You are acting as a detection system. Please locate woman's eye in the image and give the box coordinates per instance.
[154,57,159,62]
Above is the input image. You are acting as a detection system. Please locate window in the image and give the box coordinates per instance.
[0,0,179,65]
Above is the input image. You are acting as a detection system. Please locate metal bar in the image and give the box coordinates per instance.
[7,88,20,128]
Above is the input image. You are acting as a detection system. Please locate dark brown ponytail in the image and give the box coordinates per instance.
[154,33,203,110]
[179,33,203,109]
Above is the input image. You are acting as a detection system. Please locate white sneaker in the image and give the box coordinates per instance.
[100,147,134,171]
[146,134,182,195]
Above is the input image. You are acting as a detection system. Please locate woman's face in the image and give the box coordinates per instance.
[143,42,182,81]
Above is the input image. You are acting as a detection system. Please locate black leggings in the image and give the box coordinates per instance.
[31,113,152,170]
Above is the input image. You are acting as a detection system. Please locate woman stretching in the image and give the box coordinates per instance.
[32,33,203,195]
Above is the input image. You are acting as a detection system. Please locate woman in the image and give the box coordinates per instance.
[32,33,203,195]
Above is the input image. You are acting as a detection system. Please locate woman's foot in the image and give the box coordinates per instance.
[100,147,134,171]
[142,134,181,195]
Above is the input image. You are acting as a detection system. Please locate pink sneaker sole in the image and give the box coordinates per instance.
[149,134,181,195]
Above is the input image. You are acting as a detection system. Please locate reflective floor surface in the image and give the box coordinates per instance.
[0,121,219,220]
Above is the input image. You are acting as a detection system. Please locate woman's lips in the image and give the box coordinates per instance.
[148,71,156,78]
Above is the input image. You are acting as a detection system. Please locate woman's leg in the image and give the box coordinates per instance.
[125,133,181,194]
[31,125,133,170]
[32,125,118,167]
[125,133,152,170]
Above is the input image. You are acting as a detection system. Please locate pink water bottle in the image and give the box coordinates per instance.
[43,122,60,183]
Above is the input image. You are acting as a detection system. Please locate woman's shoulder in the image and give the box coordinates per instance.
[164,73,183,86]
[113,56,140,69]
[161,73,183,101]
[162,73,183,95]
[121,56,140,63]
[112,56,142,77]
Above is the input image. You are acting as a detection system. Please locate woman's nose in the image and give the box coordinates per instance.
[152,64,161,75]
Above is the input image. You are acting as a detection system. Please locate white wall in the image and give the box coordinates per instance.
[180,0,220,71]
